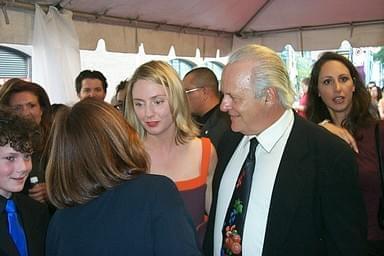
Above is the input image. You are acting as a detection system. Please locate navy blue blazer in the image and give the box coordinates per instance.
[46,174,202,256]
[204,113,367,256]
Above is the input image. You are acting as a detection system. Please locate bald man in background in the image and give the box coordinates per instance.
[183,67,230,150]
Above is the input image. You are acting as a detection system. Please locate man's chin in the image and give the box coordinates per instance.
[230,123,241,133]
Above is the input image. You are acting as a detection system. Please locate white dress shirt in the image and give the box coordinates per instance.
[214,110,294,256]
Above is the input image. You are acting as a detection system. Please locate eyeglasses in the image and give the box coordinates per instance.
[184,87,203,94]
[114,103,124,112]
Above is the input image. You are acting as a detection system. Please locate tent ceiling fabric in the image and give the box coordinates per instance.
[0,0,383,55]
[67,0,261,33]
[243,0,384,32]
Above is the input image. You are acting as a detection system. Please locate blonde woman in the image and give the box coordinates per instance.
[125,61,217,243]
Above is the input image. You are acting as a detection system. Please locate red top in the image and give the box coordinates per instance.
[355,122,384,240]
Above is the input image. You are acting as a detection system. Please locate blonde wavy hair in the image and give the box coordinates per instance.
[125,60,199,144]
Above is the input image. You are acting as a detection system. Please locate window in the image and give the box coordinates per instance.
[169,59,196,78]
[0,46,31,79]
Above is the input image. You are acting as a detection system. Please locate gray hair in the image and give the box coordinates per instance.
[228,44,295,109]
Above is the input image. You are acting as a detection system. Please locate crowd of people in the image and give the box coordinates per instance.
[0,44,383,256]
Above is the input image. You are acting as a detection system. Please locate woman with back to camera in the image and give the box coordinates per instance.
[306,52,384,255]
[125,61,217,244]
[44,99,201,255]
[0,78,52,204]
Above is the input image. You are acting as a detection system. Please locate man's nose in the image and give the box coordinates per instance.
[220,95,231,112]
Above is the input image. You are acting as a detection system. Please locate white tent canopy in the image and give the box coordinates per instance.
[0,0,383,57]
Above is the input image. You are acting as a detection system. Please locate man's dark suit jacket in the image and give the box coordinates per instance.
[0,193,50,256]
[199,104,231,151]
[203,113,367,256]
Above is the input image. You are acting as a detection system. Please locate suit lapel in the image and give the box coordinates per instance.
[262,116,312,255]
[212,131,243,194]
[0,227,19,256]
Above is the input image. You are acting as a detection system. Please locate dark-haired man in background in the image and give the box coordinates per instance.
[75,70,108,101]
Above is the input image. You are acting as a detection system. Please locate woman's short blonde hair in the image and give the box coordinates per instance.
[45,99,149,208]
[125,60,198,144]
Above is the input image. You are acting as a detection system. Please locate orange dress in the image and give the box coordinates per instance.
[175,137,211,243]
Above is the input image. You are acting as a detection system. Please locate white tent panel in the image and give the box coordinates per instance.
[233,32,301,52]
[349,23,384,48]
[233,23,384,52]
[0,9,33,45]
[75,21,138,53]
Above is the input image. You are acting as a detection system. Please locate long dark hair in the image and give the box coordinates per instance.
[306,52,375,136]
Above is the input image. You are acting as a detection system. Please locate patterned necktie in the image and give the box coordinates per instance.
[5,199,28,256]
[221,137,258,255]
